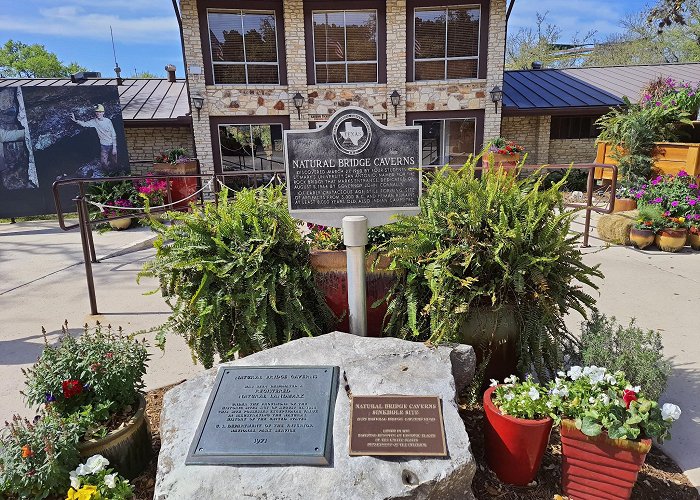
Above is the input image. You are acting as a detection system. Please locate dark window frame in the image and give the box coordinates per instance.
[304,0,387,85]
[550,115,601,140]
[210,115,291,174]
[199,0,288,86]
[406,0,489,82]
[407,109,484,166]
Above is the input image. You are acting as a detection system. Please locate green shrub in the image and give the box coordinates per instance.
[140,186,335,368]
[578,312,671,400]
[0,411,82,499]
[377,161,603,380]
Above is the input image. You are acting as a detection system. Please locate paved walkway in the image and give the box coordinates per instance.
[1,215,699,491]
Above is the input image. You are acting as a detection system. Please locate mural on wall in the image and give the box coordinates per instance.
[0,85,128,218]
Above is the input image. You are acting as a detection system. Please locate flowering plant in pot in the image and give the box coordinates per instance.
[485,137,525,172]
[688,213,700,250]
[655,215,688,252]
[483,376,554,486]
[613,185,639,212]
[106,198,135,230]
[630,204,662,249]
[549,365,681,500]
[67,454,133,500]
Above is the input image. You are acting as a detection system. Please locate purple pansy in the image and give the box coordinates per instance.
[690,183,698,189]
[651,197,664,204]
[45,393,55,403]
[671,200,680,207]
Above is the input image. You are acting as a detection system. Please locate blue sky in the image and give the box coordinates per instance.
[1,0,645,78]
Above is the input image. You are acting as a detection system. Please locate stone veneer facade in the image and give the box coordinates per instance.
[179,0,507,176]
[125,126,196,175]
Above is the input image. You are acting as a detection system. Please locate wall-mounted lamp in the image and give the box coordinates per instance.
[292,92,304,120]
[191,93,204,120]
[489,85,503,113]
[390,90,401,118]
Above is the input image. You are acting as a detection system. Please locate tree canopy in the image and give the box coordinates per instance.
[0,40,86,78]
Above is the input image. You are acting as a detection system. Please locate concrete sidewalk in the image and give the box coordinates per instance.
[0,220,202,422]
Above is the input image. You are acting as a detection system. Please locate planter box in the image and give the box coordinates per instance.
[483,153,520,172]
[152,160,199,209]
[595,141,700,179]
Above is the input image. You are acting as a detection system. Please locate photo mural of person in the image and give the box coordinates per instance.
[0,85,129,218]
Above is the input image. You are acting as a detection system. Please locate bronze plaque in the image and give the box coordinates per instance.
[349,395,447,456]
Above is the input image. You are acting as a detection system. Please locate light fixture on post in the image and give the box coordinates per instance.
[489,85,503,112]
[292,92,304,120]
[390,90,401,118]
[191,93,204,120]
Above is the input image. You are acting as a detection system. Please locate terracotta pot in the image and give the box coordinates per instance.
[655,227,688,252]
[108,217,132,230]
[629,228,655,250]
[483,386,553,486]
[78,395,152,479]
[309,250,395,336]
[484,153,520,173]
[460,305,519,385]
[689,230,700,250]
[560,419,651,500]
[153,161,199,209]
[612,198,637,213]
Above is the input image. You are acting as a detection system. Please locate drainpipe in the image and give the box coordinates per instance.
[171,0,198,160]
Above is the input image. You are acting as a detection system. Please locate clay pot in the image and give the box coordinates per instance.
[108,217,132,230]
[560,419,651,500]
[460,305,519,385]
[629,228,655,250]
[689,230,700,250]
[655,227,688,252]
[483,386,553,486]
[78,395,152,479]
[483,153,520,173]
[612,198,637,213]
[309,250,395,336]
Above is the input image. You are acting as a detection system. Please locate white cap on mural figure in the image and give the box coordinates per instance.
[94,104,105,112]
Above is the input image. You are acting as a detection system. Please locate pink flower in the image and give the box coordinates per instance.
[671,200,680,207]
[677,170,689,177]
[689,199,697,206]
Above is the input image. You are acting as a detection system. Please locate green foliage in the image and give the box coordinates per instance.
[639,171,700,219]
[490,375,553,420]
[542,168,589,192]
[377,160,603,380]
[0,411,82,499]
[579,312,671,400]
[139,186,335,368]
[68,455,133,500]
[304,223,391,251]
[23,322,148,422]
[0,39,85,78]
[633,204,665,231]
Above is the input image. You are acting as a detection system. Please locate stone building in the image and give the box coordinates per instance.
[177,0,507,177]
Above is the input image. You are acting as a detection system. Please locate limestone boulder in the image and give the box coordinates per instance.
[155,332,477,500]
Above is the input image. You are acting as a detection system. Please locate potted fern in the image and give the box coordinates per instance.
[377,161,602,382]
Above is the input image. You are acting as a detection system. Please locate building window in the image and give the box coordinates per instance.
[413,6,480,81]
[414,118,476,166]
[219,124,284,170]
[208,10,280,85]
[550,116,601,140]
[312,10,378,84]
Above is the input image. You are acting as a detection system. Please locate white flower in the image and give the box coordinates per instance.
[546,401,553,408]
[550,385,569,398]
[504,375,518,384]
[583,365,606,385]
[625,385,641,393]
[605,373,617,386]
[504,393,515,401]
[69,473,81,489]
[489,379,499,387]
[567,366,583,380]
[600,394,610,405]
[104,473,117,489]
[84,454,110,475]
[661,403,682,422]
[528,387,540,400]
[557,371,566,378]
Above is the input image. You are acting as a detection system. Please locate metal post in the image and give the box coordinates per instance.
[76,197,98,315]
[343,215,368,337]
[78,182,97,263]
[582,166,595,248]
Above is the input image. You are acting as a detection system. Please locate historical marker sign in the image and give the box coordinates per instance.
[186,366,339,465]
[349,395,447,456]
[284,107,421,227]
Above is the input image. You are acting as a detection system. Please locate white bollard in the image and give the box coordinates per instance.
[342,215,368,337]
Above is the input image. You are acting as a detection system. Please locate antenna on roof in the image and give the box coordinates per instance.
[110,26,123,86]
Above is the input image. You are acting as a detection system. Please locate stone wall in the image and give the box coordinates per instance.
[549,138,597,164]
[125,126,195,175]
[483,0,507,141]
[501,115,550,165]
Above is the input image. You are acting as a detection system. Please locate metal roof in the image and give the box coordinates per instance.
[0,78,191,125]
[503,63,700,115]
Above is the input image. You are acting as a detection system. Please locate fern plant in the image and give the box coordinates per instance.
[139,186,334,368]
[377,161,603,380]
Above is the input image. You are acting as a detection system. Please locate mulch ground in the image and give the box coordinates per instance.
[132,385,699,500]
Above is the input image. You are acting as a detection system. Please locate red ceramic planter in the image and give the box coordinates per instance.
[560,419,651,500]
[483,386,553,486]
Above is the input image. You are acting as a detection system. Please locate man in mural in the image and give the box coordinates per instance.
[70,104,117,172]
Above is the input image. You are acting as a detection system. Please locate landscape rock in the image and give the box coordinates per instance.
[155,332,477,500]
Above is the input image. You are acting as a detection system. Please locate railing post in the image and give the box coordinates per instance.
[78,182,97,263]
[76,196,98,315]
[582,165,595,248]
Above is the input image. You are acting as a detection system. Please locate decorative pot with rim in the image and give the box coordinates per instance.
[629,227,655,250]
[655,227,687,252]
[689,228,700,250]
[612,198,638,213]
[483,153,520,173]
[153,160,199,209]
[483,386,553,486]
[108,217,132,230]
[78,394,152,480]
[309,250,395,336]
[560,419,651,500]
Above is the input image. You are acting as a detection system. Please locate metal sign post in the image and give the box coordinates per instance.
[284,107,421,336]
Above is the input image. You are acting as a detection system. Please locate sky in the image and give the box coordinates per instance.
[0,0,646,78]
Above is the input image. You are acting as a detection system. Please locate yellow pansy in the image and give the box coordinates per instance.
[679,217,686,223]
[66,488,78,500]
[76,485,99,500]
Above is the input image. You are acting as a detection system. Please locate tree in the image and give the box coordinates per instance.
[0,40,85,78]
[130,71,160,78]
